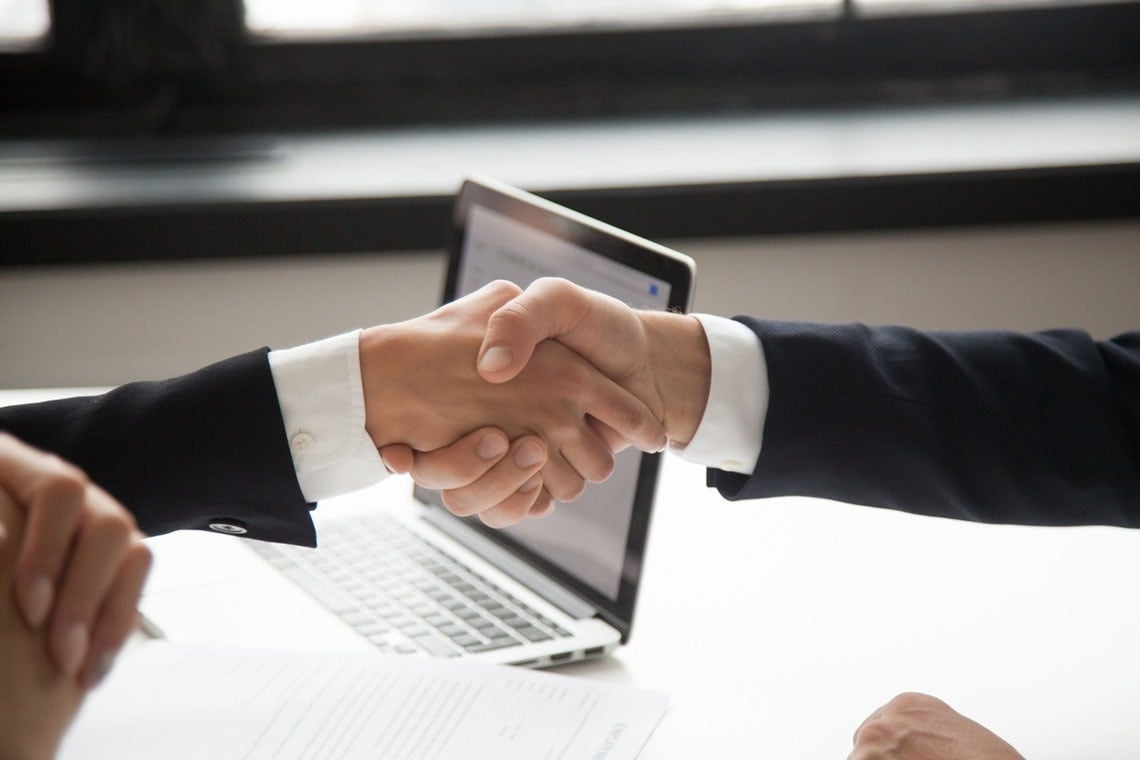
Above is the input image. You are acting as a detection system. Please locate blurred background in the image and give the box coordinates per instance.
[1,0,1138,387]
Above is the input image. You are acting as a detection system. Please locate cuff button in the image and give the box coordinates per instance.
[208,520,249,536]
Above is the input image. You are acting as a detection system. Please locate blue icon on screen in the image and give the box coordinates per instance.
[649,284,659,296]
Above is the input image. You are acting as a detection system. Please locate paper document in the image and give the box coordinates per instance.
[59,642,668,760]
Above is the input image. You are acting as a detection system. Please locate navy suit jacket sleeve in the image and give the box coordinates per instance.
[0,349,317,546]
[708,321,1140,527]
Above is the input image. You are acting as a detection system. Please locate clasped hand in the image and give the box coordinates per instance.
[377,277,712,527]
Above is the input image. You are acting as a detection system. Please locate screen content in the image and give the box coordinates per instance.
[455,204,672,601]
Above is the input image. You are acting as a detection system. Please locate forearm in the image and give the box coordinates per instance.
[0,350,316,545]
[712,321,1140,527]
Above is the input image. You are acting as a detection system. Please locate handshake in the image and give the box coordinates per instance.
[0,276,715,760]
[364,277,713,527]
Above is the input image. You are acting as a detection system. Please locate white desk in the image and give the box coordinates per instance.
[6,388,1140,758]
[596,457,1140,758]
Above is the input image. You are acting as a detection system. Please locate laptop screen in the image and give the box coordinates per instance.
[419,177,694,641]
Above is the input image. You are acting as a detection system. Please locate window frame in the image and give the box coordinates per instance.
[0,1,1138,136]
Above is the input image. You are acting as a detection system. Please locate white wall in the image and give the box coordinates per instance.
[1,219,1138,388]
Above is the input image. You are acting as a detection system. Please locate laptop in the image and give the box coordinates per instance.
[139,176,696,668]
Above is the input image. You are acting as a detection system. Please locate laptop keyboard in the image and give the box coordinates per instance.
[248,512,571,658]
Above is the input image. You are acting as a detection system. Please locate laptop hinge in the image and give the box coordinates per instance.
[423,510,599,620]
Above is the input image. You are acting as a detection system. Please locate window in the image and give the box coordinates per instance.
[245,0,836,39]
[0,1,1137,137]
[0,0,48,48]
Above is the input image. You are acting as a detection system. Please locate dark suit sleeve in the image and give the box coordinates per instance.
[708,320,1140,527]
[0,349,317,546]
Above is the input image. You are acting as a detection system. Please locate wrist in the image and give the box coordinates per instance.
[358,323,415,450]
[641,311,711,446]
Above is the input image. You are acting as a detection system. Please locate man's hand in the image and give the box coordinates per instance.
[0,472,84,760]
[379,428,554,528]
[850,692,1024,760]
[361,281,666,505]
[476,278,712,447]
[0,433,152,689]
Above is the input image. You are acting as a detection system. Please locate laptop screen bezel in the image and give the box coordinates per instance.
[416,176,694,643]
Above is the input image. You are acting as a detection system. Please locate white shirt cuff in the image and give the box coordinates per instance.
[267,329,389,502]
[670,314,768,475]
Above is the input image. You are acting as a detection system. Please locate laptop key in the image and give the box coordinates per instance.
[517,626,552,642]
[467,639,518,653]
[411,633,459,658]
[280,568,357,615]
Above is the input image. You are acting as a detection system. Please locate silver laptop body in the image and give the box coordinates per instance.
[140,176,696,667]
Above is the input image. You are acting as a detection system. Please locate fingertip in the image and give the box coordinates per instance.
[380,444,414,474]
[20,574,53,629]
[476,431,509,461]
[55,622,89,679]
[527,499,555,519]
[477,345,514,376]
[513,439,546,469]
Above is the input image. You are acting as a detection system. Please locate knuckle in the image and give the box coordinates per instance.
[486,279,522,300]
[441,491,479,517]
[538,277,573,299]
[890,692,942,712]
[87,510,133,547]
[853,718,894,747]
[41,465,89,503]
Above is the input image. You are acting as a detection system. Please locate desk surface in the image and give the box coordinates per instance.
[590,457,1140,759]
[5,389,1140,758]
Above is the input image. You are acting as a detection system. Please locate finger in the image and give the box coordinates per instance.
[16,474,85,630]
[379,444,414,475]
[441,437,546,517]
[580,380,667,453]
[852,704,889,746]
[0,437,91,633]
[390,428,513,491]
[589,417,634,454]
[81,540,152,689]
[48,485,135,679]
[477,278,594,384]
[557,419,616,485]
[0,434,91,630]
[527,487,556,518]
[478,474,546,529]
[538,455,588,504]
[0,504,10,568]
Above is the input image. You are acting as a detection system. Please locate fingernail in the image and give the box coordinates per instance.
[24,575,53,629]
[478,346,513,374]
[520,474,542,493]
[59,623,89,678]
[528,502,555,518]
[514,441,545,469]
[476,433,508,460]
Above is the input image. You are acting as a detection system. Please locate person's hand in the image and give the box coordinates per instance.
[360,280,666,505]
[0,479,86,760]
[849,692,1024,760]
[0,433,152,689]
[379,428,556,528]
[475,277,713,446]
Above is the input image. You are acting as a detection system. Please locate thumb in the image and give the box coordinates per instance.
[476,278,593,384]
